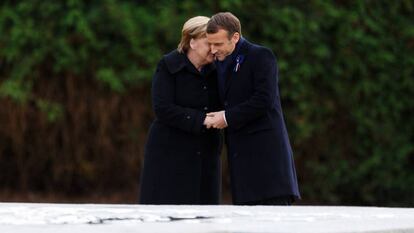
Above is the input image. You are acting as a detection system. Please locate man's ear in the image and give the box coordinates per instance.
[190,38,196,50]
[231,32,240,44]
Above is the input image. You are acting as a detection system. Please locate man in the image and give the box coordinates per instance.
[204,12,300,205]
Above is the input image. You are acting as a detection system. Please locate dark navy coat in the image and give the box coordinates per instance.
[221,39,300,204]
[139,50,222,204]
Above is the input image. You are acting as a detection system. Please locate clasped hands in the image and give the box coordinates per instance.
[203,110,227,129]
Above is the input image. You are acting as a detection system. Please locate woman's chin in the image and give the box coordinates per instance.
[206,56,214,63]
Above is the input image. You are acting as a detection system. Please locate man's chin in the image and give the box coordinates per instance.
[215,56,225,61]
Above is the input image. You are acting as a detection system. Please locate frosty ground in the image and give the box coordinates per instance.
[0,202,413,232]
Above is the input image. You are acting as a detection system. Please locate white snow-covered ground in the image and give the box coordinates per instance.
[0,202,413,233]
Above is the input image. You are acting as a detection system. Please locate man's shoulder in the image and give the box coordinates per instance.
[243,40,275,59]
[250,43,275,58]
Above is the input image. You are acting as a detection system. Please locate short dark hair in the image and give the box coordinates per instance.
[207,12,241,38]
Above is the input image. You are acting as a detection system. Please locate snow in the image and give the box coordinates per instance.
[0,202,413,232]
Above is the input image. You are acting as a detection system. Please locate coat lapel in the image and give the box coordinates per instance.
[224,40,251,98]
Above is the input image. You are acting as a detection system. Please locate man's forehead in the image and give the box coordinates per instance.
[207,29,228,37]
[207,29,230,42]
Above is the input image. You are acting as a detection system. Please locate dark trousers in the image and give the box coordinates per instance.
[240,196,294,206]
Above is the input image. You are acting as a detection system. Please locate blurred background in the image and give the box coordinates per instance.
[0,0,413,206]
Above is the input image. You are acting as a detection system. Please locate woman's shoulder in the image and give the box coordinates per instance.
[163,49,181,59]
[160,50,187,74]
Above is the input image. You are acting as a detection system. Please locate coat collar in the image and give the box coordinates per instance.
[222,38,252,97]
[164,50,187,74]
[163,50,215,76]
[237,37,252,57]
[215,37,252,72]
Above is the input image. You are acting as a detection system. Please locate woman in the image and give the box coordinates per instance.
[139,16,222,204]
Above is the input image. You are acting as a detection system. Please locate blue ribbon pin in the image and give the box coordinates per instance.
[233,55,245,72]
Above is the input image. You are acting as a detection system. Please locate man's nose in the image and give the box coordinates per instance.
[210,45,217,54]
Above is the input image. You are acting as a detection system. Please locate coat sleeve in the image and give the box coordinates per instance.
[151,59,206,134]
[225,48,278,130]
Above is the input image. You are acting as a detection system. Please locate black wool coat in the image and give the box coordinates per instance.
[220,39,301,204]
[139,50,222,205]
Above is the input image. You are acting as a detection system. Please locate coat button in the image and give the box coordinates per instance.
[186,115,191,119]
[203,86,207,90]
[203,106,208,111]
[224,101,228,107]
[196,151,201,155]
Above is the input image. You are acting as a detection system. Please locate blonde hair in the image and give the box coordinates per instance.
[177,16,210,53]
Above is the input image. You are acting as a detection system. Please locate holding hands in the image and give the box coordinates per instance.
[203,110,227,129]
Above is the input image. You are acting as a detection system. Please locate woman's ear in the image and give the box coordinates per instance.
[190,38,196,50]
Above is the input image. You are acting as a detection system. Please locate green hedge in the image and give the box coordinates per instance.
[1,0,413,205]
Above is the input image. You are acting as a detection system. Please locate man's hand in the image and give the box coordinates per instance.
[203,111,227,129]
